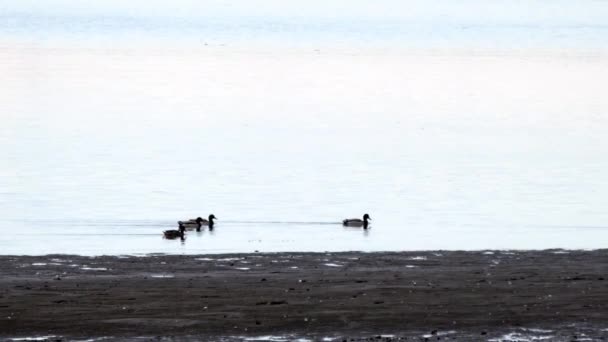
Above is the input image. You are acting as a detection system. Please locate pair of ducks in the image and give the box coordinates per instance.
[163,213,371,239]
[163,214,217,239]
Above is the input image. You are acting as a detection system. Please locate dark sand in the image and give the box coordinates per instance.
[1,250,608,341]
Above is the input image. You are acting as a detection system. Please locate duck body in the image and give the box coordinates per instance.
[178,217,204,230]
[163,230,182,239]
[343,214,371,228]
[163,224,185,239]
[178,214,217,231]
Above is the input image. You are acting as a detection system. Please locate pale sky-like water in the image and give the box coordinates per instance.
[2,0,608,49]
[1,1,608,254]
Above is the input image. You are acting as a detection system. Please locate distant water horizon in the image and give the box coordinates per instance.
[1,1,607,255]
[3,0,608,50]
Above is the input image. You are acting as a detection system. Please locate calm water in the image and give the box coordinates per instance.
[1,1,608,255]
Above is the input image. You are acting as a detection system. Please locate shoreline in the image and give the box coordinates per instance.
[0,247,602,258]
[2,250,608,341]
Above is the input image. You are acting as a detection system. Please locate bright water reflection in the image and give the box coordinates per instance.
[1,2,608,255]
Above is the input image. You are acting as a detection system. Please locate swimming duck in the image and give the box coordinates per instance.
[343,214,371,228]
[178,217,205,230]
[163,223,186,239]
[178,214,217,231]
[200,214,217,230]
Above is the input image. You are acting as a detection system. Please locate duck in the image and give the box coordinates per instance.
[163,223,186,239]
[178,217,205,230]
[343,214,371,229]
[200,214,217,230]
[178,214,217,232]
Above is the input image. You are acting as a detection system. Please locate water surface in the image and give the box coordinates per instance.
[1,1,608,255]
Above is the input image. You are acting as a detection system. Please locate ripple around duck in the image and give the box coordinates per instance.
[222,221,340,225]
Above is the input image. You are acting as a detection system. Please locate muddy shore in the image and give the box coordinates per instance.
[1,250,607,341]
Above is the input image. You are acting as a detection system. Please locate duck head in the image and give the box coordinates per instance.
[196,217,204,224]
[363,214,371,221]
[208,214,217,222]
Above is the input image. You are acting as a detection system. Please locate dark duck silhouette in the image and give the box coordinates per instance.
[163,222,186,239]
[200,214,217,231]
[179,214,217,231]
[343,214,371,229]
[178,217,205,230]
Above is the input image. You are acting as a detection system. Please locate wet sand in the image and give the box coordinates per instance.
[1,250,608,341]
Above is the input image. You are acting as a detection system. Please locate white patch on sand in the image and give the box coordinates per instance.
[10,336,57,341]
[242,336,289,341]
[552,250,570,254]
[236,267,250,270]
[483,251,495,255]
[31,263,47,266]
[405,265,418,268]
[80,267,108,271]
[50,258,70,263]
[408,256,427,260]
[290,266,299,269]
[150,274,174,278]
[218,257,243,261]
[323,263,342,267]
[422,330,456,338]
[195,258,214,261]
[523,328,553,333]
[489,332,554,341]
